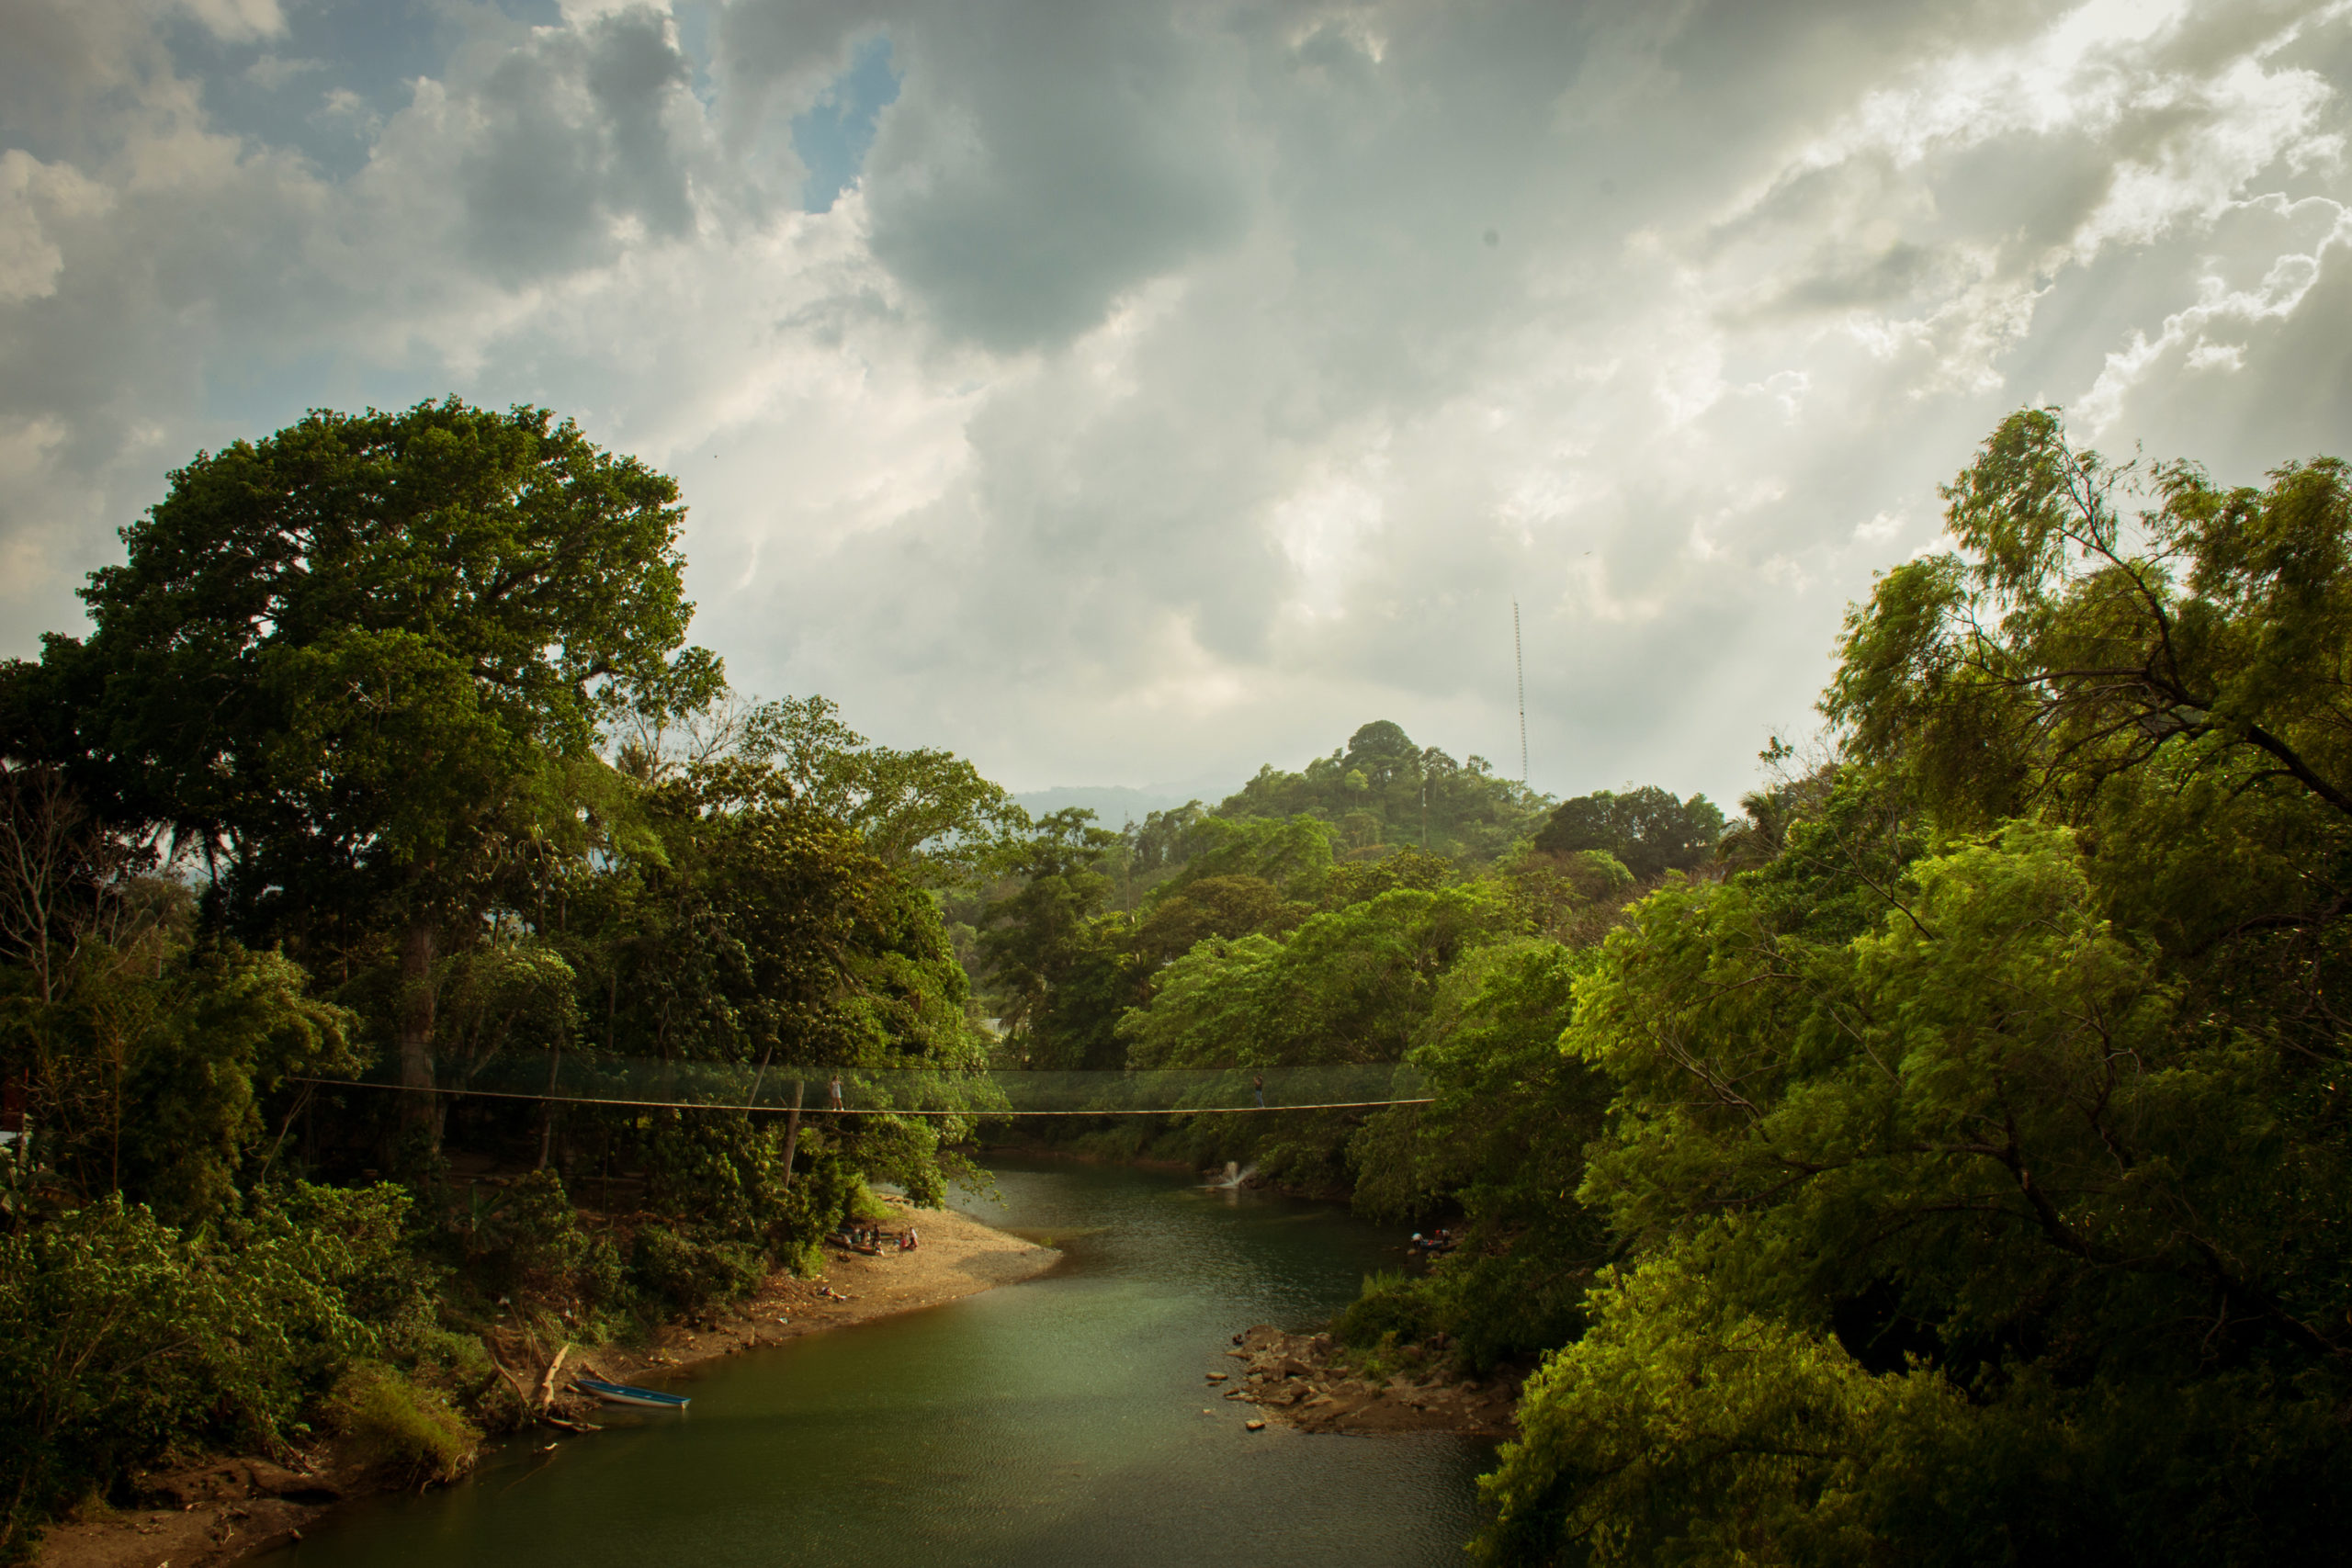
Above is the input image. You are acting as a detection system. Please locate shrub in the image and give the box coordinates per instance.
[576,1235,630,1311]
[627,1224,766,1316]
[1333,1269,1442,1350]
[0,1196,383,1558]
[326,1367,479,1487]
[467,1168,590,1295]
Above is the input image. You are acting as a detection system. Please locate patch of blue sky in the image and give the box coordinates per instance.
[672,1,720,106]
[167,0,560,179]
[792,33,900,214]
[167,0,440,178]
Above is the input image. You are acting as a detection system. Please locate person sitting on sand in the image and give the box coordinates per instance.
[906,1227,919,1250]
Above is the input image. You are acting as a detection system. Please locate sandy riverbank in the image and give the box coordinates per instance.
[32,1200,1058,1568]
[577,1194,1059,1383]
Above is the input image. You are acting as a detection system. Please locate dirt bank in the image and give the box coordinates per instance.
[1210,1325,1521,1438]
[32,1199,1057,1568]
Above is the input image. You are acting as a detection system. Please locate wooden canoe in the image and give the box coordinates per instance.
[573,1375,690,1410]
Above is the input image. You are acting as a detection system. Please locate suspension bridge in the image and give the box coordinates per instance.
[290,1061,1434,1117]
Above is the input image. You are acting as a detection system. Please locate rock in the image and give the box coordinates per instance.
[1205,1371,1227,1382]
[1245,1419,1267,1431]
[244,1462,337,1504]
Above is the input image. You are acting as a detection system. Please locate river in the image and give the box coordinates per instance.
[252,1157,1492,1568]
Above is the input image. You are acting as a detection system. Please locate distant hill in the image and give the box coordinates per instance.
[1012,784,1212,826]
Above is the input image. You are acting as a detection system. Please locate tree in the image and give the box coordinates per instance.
[1834,410,2352,827]
[1830,407,2352,961]
[624,694,1025,884]
[1341,938,1614,1368]
[977,809,1135,1069]
[1121,884,1515,1072]
[0,400,716,1150]
[1476,413,2352,1564]
[1486,820,2352,1562]
[1532,786,1724,881]
[1212,721,1551,863]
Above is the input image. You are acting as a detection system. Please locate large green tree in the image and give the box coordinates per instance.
[1,400,714,1146]
[978,808,1136,1070]
[1532,786,1724,881]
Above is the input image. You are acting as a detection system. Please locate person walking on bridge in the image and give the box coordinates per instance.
[1253,1073,1265,1109]
[828,1072,845,1112]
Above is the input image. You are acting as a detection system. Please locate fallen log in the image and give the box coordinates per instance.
[537,1344,571,1412]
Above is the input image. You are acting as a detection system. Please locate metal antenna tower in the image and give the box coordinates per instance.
[1513,599,1528,786]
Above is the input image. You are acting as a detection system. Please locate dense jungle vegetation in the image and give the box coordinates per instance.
[5,399,2348,1566]
[0,400,1018,1555]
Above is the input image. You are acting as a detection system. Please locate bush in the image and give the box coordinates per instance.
[627,1224,766,1316]
[577,1235,630,1312]
[326,1367,479,1488]
[846,1179,893,1224]
[0,1195,387,1558]
[466,1168,590,1296]
[1333,1269,1442,1350]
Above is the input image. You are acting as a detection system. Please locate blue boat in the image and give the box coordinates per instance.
[573,1375,690,1410]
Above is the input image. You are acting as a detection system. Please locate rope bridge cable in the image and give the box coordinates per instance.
[284,1059,1434,1117]
[287,1079,1435,1115]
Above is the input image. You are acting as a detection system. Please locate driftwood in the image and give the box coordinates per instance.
[482,1343,533,1408]
[536,1344,571,1412]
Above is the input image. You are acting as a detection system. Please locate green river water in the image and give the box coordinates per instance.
[252,1158,1492,1568]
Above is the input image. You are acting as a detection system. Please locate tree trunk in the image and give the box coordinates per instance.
[537,1040,561,1170]
[399,919,440,1147]
[780,1080,805,1190]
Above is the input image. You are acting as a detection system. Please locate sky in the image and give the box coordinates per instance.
[4,0,2350,807]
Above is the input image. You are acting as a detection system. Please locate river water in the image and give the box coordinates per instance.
[253,1158,1491,1568]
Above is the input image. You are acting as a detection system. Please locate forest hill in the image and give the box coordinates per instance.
[6,399,2352,1566]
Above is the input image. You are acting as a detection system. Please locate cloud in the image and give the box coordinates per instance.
[854,5,1251,353]
[175,0,285,43]
[3,0,2351,806]
[450,7,708,284]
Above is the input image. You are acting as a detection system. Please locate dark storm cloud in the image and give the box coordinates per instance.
[460,7,701,283]
[855,6,1250,354]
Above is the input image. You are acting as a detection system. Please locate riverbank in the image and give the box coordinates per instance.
[1216,1325,1521,1438]
[566,1194,1060,1386]
[30,1200,1058,1568]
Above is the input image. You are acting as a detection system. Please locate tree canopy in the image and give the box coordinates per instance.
[1473,412,2352,1564]
[1531,785,1724,881]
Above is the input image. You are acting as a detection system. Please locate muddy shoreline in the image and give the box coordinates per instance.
[32,1199,1058,1568]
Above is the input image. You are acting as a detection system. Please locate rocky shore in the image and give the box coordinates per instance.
[32,1199,1058,1568]
[1213,1325,1522,1437]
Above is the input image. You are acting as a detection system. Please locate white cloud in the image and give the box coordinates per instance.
[174,0,285,43]
[3,0,2351,804]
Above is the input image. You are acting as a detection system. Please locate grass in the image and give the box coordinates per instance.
[327,1367,481,1488]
